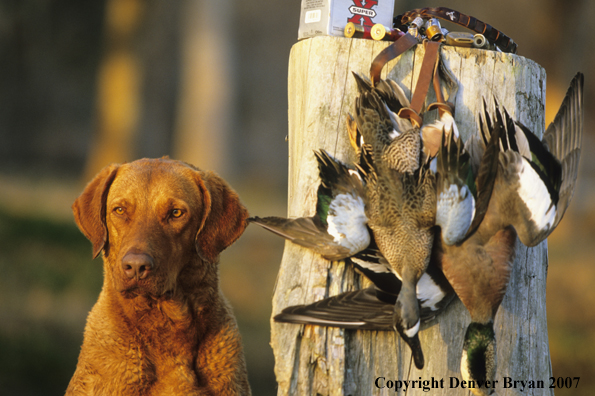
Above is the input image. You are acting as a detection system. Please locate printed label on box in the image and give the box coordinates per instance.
[298,0,394,40]
[305,10,322,23]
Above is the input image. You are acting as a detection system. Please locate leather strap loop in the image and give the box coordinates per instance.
[432,58,444,105]
[397,40,441,127]
[370,33,418,86]
[427,57,455,117]
[409,40,441,115]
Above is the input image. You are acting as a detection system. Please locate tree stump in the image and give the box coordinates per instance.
[271,36,552,396]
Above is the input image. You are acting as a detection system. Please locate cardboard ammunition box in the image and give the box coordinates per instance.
[298,0,395,40]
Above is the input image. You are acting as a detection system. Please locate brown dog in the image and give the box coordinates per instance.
[66,158,251,396]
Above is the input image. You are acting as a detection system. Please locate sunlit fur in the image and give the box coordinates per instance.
[68,158,251,396]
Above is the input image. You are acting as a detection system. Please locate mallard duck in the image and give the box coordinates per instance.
[438,73,583,395]
[249,150,370,261]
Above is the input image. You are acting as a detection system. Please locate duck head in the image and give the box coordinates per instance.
[393,296,424,369]
[461,322,497,396]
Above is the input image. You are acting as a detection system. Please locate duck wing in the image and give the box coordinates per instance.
[250,150,370,260]
[488,74,583,246]
[541,72,583,230]
[435,131,476,245]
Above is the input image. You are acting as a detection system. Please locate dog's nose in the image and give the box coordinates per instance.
[122,253,154,280]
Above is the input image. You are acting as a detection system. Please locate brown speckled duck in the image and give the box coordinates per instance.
[354,79,436,345]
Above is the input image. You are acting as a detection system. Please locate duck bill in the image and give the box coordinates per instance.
[400,331,424,370]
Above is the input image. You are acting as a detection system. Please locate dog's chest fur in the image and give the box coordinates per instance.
[82,293,204,395]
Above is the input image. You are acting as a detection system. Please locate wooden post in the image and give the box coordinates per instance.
[271,36,552,396]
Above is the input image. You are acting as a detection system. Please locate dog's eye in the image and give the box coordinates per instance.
[171,209,184,218]
[114,207,125,215]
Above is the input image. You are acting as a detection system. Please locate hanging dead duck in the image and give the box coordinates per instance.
[436,73,583,396]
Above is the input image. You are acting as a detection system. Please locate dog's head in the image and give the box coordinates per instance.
[72,158,248,298]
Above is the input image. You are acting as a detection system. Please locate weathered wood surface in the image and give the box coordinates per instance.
[271,36,551,396]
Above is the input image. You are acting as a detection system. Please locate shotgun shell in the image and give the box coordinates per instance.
[425,18,443,41]
[370,24,387,40]
[371,24,405,41]
[344,22,372,39]
[473,33,488,49]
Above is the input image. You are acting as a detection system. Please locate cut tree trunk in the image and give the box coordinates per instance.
[271,36,552,396]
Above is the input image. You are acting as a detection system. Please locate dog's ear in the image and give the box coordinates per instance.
[194,171,249,263]
[72,164,120,259]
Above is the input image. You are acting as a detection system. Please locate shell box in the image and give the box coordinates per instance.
[298,0,395,40]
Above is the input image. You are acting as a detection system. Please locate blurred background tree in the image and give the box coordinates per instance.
[0,0,593,395]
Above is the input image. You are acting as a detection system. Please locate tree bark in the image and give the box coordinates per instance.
[271,36,552,396]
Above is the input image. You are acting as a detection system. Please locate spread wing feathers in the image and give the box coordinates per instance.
[274,286,396,330]
[274,282,425,369]
[249,150,370,260]
[435,131,476,245]
[352,72,410,113]
[275,237,454,327]
[462,101,504,239]
[314,149,365,200]
[483,73,583,247]
[249,216,351,260]
[541,72,583,229]
[377,78,411,110]
[355,90,399,155]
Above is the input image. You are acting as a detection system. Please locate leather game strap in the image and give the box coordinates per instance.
[398,7,518,54]
[398,40,441,127]
[370,32,418,86]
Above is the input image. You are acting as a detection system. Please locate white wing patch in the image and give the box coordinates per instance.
[327,193,370,254]
[517,159,555,232]
[350,257,397,276]
[416,272,446,311]
[436,184,476,245]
